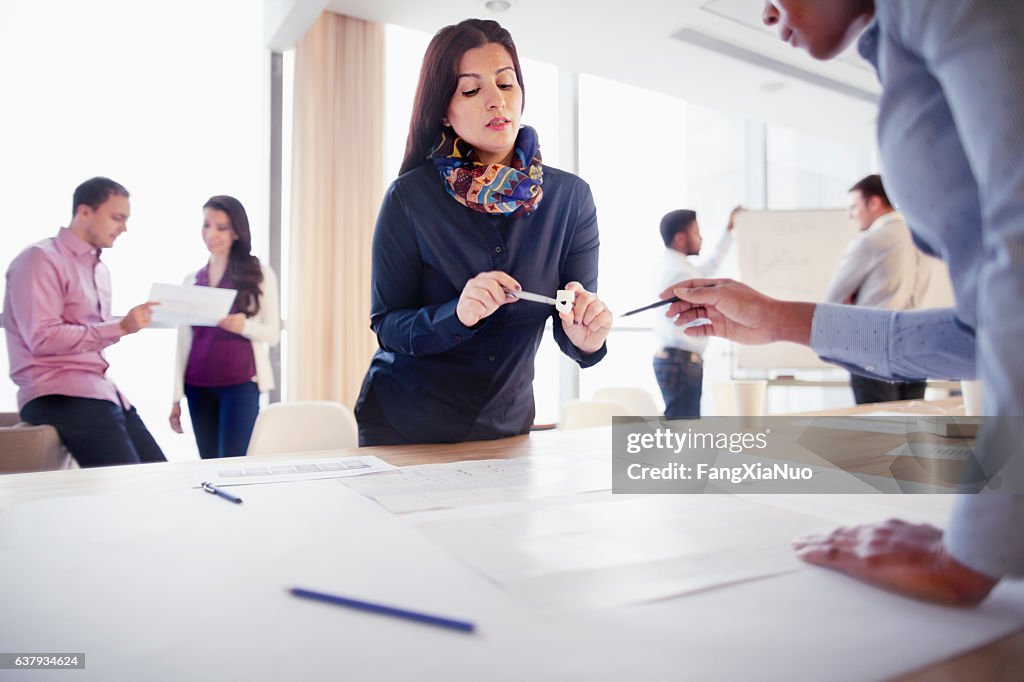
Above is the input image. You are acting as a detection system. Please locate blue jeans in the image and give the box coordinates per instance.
[653,348,704,418]
[184,382,260,458]
[20,395,166,468]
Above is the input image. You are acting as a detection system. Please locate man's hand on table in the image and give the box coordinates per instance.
[793,518,998,605]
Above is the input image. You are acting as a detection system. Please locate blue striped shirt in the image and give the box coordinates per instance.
[810,0,1024,578]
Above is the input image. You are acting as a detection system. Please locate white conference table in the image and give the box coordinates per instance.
[0,399,1019,679]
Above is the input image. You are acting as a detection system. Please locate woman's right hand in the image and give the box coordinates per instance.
[456,271,521,327]
[169,402,183,434]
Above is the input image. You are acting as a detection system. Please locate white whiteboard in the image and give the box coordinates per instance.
[733,209,954,370]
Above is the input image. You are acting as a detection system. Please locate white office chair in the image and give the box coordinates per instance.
[559,399,634,430]
[593,387,661,417]
[712,382,735,416]
[246,400,359,457]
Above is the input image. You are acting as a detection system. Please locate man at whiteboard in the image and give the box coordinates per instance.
[653,207,739,417]
[823,174,931,404]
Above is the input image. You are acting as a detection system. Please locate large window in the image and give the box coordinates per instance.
[574,77,752,415]
[0,0,267,461]
[766,124,876,209]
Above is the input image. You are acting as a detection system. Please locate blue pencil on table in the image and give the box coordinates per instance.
[289,587,475,634]
[201,481,243,504]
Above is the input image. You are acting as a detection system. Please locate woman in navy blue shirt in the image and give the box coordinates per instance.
[355,18,612,445]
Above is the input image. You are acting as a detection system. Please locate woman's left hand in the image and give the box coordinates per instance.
[218,313,246,335]
[559,281,612,354]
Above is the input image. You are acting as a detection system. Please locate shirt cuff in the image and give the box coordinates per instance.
[945,494,1024,578]
[560,335,607,368]
[810,303,892,379]
[98,320,124,343]
[429,299,481,347]
[577,342,607,368]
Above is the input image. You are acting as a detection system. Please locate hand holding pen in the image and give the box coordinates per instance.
[456,271,521,327]
[659,278,815,346]
[506,282,612,354]
[453,271,612,355]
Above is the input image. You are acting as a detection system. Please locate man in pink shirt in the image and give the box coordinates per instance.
[4,177,166,467]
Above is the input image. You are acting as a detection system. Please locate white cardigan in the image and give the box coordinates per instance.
[172,263,280,402]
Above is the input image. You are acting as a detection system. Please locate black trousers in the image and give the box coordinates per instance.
[21,395,166,468]
[849,374,927,405]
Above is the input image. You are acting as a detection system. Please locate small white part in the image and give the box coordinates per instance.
[682,317,712,330]
[555,290,575,314]
[509,288,575,314]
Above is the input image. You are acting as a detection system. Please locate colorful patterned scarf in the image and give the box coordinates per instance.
[430,125,544,216]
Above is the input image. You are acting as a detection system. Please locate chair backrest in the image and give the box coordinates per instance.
[559,399,633,430]
[246,401,359,457]
[0,413,74,474]
[592,387,660,417]
[712,382,735,415]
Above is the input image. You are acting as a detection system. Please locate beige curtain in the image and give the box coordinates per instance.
[288,12,384,408]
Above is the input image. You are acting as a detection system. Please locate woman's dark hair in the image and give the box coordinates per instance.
[203,195,263,317]
[399,18,525,176]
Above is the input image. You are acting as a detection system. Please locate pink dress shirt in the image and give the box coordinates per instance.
[4,228,127,411]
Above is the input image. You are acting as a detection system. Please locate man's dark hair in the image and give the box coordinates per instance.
[848,174,892,208]
[72,177,130,217]
[660,209,697,247]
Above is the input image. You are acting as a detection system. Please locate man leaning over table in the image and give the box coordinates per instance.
[3,176,166,467]
[661,0,1024,605]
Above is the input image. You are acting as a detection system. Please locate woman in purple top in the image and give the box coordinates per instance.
[169,196,280,458]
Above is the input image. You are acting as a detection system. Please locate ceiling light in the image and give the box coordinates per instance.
[483,0,514,12]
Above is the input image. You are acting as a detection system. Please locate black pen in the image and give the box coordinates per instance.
[201,481,243,504]
[622,296,679,317]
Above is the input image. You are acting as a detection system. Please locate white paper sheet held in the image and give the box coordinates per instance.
[148,282,236,327]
